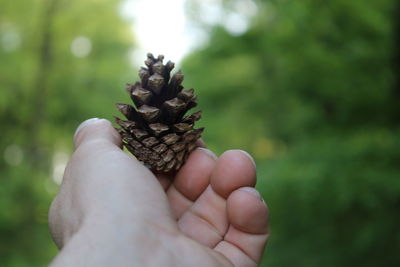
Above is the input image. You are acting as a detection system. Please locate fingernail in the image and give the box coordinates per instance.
[238,150,256,168]
[74,118,101,139]
[239,187,263,201]
[196,147,218,160]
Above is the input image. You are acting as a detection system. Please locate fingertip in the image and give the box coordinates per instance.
[220,187,269,264]
[221,150,257,178]
[74,118,122,149]
[236,150,256,168]
[74,118,101,139]
[238,187,263,202]
[196,147,218,160]
[173,148,217,201]
[227,187,269,235]
[211,150,257,198]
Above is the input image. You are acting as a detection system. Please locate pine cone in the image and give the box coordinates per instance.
[115,53,204,172]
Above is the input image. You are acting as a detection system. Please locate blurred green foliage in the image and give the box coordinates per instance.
[0,0,399,266]
[183,0,400,266]
[1,0,134,265]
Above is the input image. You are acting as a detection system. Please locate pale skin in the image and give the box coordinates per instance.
[49,118,269,266]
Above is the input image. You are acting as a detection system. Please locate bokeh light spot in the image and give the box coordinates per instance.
[0,23,21,52]
[252,138,275,159]
[70,36,92,58]
[52,151,69,184]
[223,13,249,36]
[3,144,24,166]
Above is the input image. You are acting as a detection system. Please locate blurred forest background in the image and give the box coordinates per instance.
[0,0,399,266]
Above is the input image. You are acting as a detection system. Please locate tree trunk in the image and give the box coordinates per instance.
[393,0,400,118]
[27,0,59,167]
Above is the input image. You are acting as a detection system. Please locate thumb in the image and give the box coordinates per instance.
[74,118,122,149]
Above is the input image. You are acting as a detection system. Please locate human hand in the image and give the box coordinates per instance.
[49,118,269,266]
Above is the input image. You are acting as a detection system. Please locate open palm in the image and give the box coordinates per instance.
[49,119,269,266]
